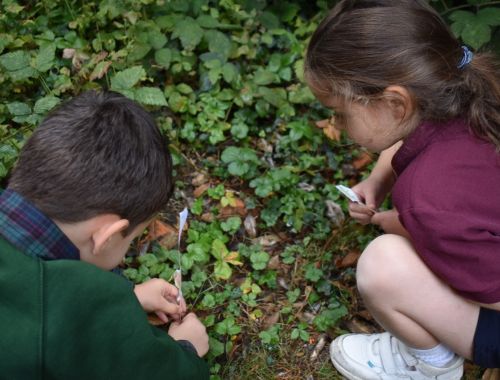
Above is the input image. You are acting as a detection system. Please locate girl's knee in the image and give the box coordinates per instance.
[356,234,413,296]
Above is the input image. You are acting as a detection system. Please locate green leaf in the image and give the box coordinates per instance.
[0,50,36,81]
[214,260,232,280]
[258,87,287,108]
[134,87,168,106]
[253,69,276,85]
[220,216,242,233]
[155,48,172,69]
[208,336,225,357]
[110,65,146,91]
[304,263,323,282]
[196,15,219,28]
[258,11,280,29]
[222,62,238,83]
[148,30,168,50]
[211,239,228,261]
[205,30,232,61]
[250,250,270,270]
[461,22,491,50]
[34,44,56,72]
[33,96,60,115]
[215,317,241,335]
[313,306,348,332]
[172,17,203,50]
[201,293,216,308]
[6,102,31,117]
[477,8,500,27]
[450,10,475,36]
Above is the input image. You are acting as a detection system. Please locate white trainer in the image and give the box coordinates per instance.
[330,332,464,380]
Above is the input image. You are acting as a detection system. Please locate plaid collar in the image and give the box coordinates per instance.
[0,189,79,261]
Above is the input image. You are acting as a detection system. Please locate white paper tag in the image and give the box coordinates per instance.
[177,207,189,249]
[336,184,362,203]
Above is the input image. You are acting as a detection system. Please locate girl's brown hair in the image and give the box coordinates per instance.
[305,0,500,148]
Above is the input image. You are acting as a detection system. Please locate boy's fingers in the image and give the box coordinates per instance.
[159,297,182,316]
[155,311,169,323]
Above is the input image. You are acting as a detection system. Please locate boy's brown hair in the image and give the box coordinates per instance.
[8,90,173,233]
[305,0,500,148]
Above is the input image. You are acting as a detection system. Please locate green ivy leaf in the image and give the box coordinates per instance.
[110,65,146,91]
[172,17,203,50]
[134,87,168,106]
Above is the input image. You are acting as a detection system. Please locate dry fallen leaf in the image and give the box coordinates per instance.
[244,214,257,238]
[252,234,281,247]
[336,250,361,269]
[147,219,176,241]
[193,183,210,198]
[352,151,373,170]
[262,311,281,329]
[315,118,341,141]
[267,255,280,270]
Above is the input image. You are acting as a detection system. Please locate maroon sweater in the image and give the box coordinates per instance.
[392,119,500,304]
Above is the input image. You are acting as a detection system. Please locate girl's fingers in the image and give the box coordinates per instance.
[349,211,372,225]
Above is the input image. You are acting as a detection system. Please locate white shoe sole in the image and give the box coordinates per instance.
[330,338,377,380]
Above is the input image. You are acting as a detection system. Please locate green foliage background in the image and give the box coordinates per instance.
[0,0,499,378]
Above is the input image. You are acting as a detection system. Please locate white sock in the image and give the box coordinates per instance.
[407,343,456,368]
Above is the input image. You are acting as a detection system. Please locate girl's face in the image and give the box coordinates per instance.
[314,93,412,153]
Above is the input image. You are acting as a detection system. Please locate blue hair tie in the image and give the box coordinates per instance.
[457,45,473,69]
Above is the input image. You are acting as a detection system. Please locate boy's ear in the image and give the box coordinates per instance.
[382,85,415,124]
[92,217,130,255]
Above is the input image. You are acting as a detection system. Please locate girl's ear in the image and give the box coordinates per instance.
[382,85,416,124]
[92,217,130,255]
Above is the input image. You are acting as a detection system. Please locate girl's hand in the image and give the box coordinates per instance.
[371,209,410,239]
[134,278,187,323]
[348,175,390,224]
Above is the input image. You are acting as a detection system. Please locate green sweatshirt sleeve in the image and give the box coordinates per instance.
[43,260,209,380]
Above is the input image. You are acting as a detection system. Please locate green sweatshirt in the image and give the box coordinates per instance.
[0,238,209,379]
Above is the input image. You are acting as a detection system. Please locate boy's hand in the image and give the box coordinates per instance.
[168,313,209,357]
[134,278,187,323]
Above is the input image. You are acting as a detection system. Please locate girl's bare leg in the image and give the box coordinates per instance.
[356,234,480,359]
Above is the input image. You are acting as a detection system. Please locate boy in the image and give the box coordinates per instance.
[0,91,209,379]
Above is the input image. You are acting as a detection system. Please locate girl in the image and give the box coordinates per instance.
[305,1,500,379]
